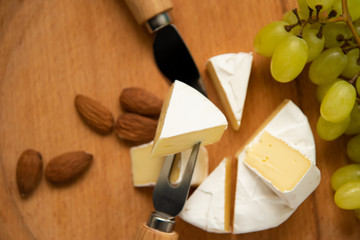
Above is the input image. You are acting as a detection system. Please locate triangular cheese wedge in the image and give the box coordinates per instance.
[207,52,253,131]
[130,141,209,187]
[233,100,320,234]
[151,80,228,158]
[244,131,320,208]
[179,157,232,233]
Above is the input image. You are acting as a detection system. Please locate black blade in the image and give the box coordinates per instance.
[153,25,207,97]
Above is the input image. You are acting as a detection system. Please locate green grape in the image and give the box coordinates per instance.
[347,134,360,162]
[305,0,335,11]
[356,77,360,95]
[322,23,350,48]
[254,21,291,58]
[316,79,340,102]
[334,180,360,210]
[316,115,350,141]
[283,10,298,25]
[345,103,360,135]
[310,22,322,31]
[309,47,348,85]
[302,28,325,62]
[282,10,303,35]
[270,35,309,83]
[320,81,356,122]
[316,85,330,102]
[331,164,360,190]
[342,49,360,79]
[282,9,310,35]
[355,19,360,36]
[355,208,360,220]
[292,23,312,36]
[333,0,360,21]
[298,0,310,18]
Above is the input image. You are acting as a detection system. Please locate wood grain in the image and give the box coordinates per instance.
[135,223,179,240]
[123,0,173,25]
[0,0,359,239]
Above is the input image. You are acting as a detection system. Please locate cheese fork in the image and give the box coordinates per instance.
[135,142,201,240]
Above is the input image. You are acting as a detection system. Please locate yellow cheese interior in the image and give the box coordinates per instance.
[235,100,290,157]
[152,83,174,157]
[130,144,166,185]
[207,61,239,131]
[152,126,226,158]
[131,143,208,186]
[244,131,311,192]
[224,157,232,232]
[170,154,181,183]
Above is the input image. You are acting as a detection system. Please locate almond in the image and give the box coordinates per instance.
[45,151,93,184]
[16,149,43,198]
[75,94,114,134]
[120,87,163,117]
[115,113,158,144]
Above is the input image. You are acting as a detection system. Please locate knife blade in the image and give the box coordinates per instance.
[124,0,207,96]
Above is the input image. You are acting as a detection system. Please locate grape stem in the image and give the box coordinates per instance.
[349,72,360,85]
[325,0,360,47]
[342,45,359,54]
[288,8,305,37]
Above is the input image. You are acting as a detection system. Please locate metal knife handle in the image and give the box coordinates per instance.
[124,0,173,25]
[135,223,178,240]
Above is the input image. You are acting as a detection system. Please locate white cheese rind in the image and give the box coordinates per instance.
[207,52,253,130]
[130,141,209,187]
[151,80,228,157]
[233,100,320,234]
[179,159,230,233]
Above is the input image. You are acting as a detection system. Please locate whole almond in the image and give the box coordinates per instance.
[45,151,93,184]
[75,94,114,134]
[120,87,163,117]
[16,149,43,198]
[115,113,158,144]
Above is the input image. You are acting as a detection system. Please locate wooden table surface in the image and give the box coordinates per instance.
[1,0,359,239]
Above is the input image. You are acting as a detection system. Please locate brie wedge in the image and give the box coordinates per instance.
[244,131,320,209]
[151,80,228,158]
[179,157,232,233]
[130,141,209,187]
[207,52,253,131]
[233,100,320,234]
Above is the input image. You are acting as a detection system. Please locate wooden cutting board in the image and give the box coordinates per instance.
[0,0,359,239]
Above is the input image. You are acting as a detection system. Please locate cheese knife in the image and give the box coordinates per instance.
[124,0,207,96]
[135,142,200,240]
[123,1,206,238]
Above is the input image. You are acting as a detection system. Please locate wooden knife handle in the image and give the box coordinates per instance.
[135,223,179,240]
[124,0,173,25]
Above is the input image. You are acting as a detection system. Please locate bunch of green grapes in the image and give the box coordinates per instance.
[254,0,360,218]
[331,163,360,217]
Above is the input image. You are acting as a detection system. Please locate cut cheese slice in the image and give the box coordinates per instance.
[130,141,208,187]
[244,131,320,208]
[233,100,320,234]
[179,157,232,233]
[151,80,228,158]
[207,52,253,131]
